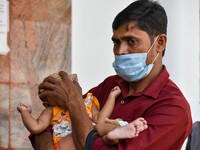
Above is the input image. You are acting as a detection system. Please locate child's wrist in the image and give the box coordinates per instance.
[21,109,31,114]
[108,94,117,99]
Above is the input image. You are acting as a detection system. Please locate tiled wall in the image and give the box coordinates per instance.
[0,0,71,149]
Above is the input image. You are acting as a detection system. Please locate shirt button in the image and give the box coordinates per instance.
[120,100,125,104]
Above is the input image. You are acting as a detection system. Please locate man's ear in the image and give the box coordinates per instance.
[156,34,167,54]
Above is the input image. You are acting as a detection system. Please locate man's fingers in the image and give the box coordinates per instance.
[38,82,55,94]
[73,79,80,87]
[73,80,82,93]
[39,91,59,106]
[39,90,52,102]
[43,75,59,84]
[43,102,50,108]
[59,71,69,81]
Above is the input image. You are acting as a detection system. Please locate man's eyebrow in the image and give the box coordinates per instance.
[111,35,137,41]
[121,36,136,40]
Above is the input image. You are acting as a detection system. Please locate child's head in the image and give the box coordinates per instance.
[51,73,78,81]
[40,73,78,107]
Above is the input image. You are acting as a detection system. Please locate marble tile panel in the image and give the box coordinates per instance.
[10,20,71,84]
[6,0,72,149]
[10,122,32,150]
[0,84,9,148]
[0,54,10,83]
[0,121,9,149]
[10,84,44,149]
[11,0,71,24]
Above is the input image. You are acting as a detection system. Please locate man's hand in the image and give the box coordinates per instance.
[38,71,92,149]
[38,71,82,109]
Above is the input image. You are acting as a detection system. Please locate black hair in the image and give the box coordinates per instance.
[112,0,168,56]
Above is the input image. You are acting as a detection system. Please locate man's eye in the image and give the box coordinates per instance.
[128,39,135,45]
[113,40,120,45]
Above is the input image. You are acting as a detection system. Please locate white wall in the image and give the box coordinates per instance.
[159,0,199,149]
[72,0,199,149]
[72,0,133,93]
[161,0,200,123]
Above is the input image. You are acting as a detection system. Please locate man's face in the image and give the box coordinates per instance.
[112,22,157,65]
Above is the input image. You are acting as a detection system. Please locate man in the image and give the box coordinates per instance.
[36,0,192,149]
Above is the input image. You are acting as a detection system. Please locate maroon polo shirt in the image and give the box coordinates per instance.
[85,66,192,150]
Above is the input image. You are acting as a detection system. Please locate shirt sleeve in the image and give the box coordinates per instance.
[92,98,192,150]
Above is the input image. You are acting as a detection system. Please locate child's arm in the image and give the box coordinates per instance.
[92,86,121,124]
[17,103,53,134]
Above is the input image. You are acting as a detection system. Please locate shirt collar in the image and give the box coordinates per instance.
[142,65,169,99]
[115,65,169,99]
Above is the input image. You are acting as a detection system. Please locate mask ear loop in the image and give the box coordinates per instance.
[152,53,159,64]
[147,35,160,54]
[147,35,160,64]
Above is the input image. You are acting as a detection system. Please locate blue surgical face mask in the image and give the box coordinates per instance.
[113,35,159,82]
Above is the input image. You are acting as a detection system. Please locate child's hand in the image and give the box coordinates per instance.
[105,118,120,126]
[17,103,32,113]
[109,86,121,98]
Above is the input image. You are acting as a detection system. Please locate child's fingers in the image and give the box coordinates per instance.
[19,103,24,106]
[136,130,140,135]
[105,118,120,126]
[20,103,26,107]
[143,120,147,125]
[17,104,21,109]
[138,117,145,121]
[144,125,148,129]
[115,86,120,90]
[26,105,31,108]
[18,103,31,109]
[18,103,24,107]
[115,86,122,93]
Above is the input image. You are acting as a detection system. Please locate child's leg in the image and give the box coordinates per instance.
[106,117,148,141]
[103,134,119,146]
[58,134,76,150]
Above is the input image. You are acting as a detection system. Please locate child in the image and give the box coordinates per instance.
[17,73,148,150]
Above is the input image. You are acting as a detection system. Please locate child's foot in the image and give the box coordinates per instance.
[106,117,148,140]
[133,117,148,136]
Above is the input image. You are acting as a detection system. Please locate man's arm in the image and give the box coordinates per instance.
[67,95,94,149]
